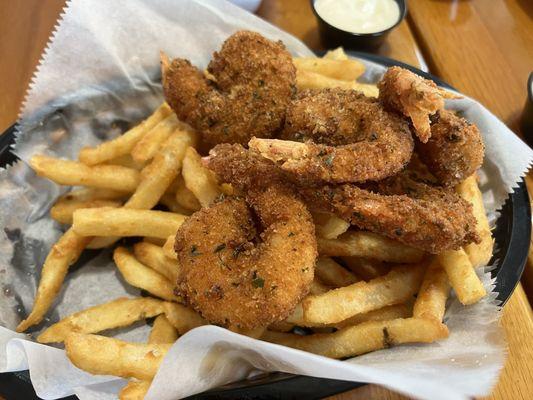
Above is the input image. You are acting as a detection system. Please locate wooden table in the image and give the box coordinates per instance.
[1,0,532,399]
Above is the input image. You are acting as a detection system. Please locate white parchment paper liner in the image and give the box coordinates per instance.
[1,1,533,399]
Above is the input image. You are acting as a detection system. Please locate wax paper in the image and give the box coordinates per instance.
[1,1,533,399]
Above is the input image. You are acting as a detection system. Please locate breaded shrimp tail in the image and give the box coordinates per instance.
[378,66,459,143]
[162,31,296,150]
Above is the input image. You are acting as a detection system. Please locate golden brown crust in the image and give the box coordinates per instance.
[301,172,480,254]
[417,110,484,186]
[162,31,296,150]
[206,145,479,254]
[250,88,414,184]
[174,184,317,330]
[206,143,285,189]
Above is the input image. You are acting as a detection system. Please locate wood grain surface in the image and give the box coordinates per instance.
[0,1,532,399]
[0,0,66,132]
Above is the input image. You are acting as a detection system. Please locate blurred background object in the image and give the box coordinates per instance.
[229,0,263,12]
[521,73,533,146]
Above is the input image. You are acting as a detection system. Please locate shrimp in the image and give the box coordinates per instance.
[300,172,480,254]
[162,31,296,150]
[249,88,414,185]
[206,143,286,191]
[378,66,459,143]
[174,184,317,330]
[417,110,484,186]
[205,144,479,254]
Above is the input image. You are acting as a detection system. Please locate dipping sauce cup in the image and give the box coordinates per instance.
[311,0,407,49]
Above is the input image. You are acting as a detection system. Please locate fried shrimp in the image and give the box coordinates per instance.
[249,88,414,185]
[206,143,285,190]
[378,66,458,143]
[300,172,480,254]
[205,144,478,253]
[162,31,296,150]
[174,184,317,330]
[417,110,484,186]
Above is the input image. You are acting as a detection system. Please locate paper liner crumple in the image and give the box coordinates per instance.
[1,1,532,399]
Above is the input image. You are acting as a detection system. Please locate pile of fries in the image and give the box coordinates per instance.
[16,49,493,399]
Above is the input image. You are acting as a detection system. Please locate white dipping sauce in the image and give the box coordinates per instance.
[315,0,401,34]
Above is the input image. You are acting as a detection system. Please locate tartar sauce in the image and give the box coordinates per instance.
[315,0,401,34]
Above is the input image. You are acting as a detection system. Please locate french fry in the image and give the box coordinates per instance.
[340,256,390,280]
[165,178,181,195]
[131,114,181,163]
[163,302,206,334]
[62,188,125,250]
[58,187,128,201]
[285,304,305,326]
[119,380,151,400]
[302,264,425,324]
[312,211,350,240]
[229,326,267,339]
[335,303,412,328]
[160,192,193,215]
[16,229,91,332]
[133,242,180,282]
[220,183,235,196]
[174,175,202,212]
[310,278,331,295]
[296,70,379,97]
[30,155,140,192]
[86,236,121,250]
[120,315,177,400]
[50,198,121,225]
[262,317,448,359]
[105,154,145,170]
[125,130,197,209]
[413,259,450,322]
[293,57,365,81]
[323,47,349,60]
[315,257,359,287]
[456,175,494,267]
[37,297,165,343]
[286,302,411,329]
[78,103,172,165]
[73,208,186,239]
[113,247,181,302]
[149,315,179,344]
[438,249,486,305]
[162,235,177,260]
[318,231,424,263]
[64,333,170,380]
[182,147,221,207]
[143,237,167,246]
